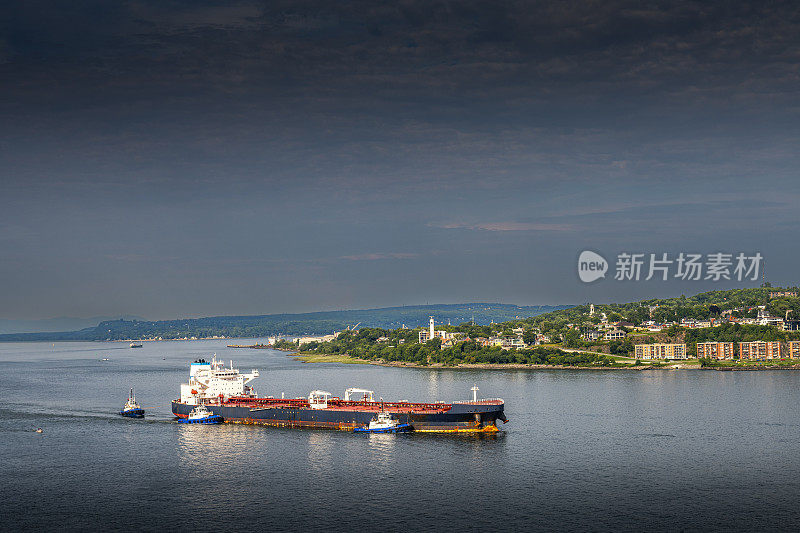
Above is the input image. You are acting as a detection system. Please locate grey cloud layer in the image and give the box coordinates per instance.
[0,1,798,318]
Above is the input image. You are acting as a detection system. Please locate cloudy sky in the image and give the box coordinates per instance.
[1,1,798,320]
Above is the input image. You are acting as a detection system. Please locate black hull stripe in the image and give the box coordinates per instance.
[172,401,504,432]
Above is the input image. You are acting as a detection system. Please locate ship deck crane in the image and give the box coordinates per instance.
[344,388,374,402]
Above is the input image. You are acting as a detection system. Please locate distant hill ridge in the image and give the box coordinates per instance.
[0,315,146,335]
[0,303,571,342]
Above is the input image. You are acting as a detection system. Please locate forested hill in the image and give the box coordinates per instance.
[0,303,570,341]
[522,286,799,329]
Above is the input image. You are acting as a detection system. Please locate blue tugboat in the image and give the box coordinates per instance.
[119,388,145,418]
[354,411,412,434]
[177,404,223,424]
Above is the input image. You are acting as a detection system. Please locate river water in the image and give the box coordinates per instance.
[2,340,799,531]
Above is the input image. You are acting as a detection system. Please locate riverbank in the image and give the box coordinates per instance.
[290,352,800,370]
[292,352,371,364]
[290,351,678,369]
[228,343,296,352]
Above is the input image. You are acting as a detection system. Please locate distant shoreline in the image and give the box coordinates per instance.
[0,337,284,344]
[0,303,570,343]
[3,337,799,371]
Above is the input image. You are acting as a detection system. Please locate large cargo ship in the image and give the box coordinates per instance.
[171,356,507,433]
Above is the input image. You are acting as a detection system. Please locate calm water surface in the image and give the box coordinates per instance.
[2,340,800,531]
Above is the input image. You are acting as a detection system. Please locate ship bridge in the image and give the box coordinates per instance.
[180,355,259,405]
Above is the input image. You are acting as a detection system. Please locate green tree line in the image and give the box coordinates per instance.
[298,328,613,366]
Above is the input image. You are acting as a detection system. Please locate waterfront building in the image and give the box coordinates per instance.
[697,342,735,360]
[297,333,339,345]
[757,316,784,328]
[738,341,781,360]
[485,336,526,350]
[681,318,714,329]
[787,341,800,359]
[604,329,627,340]
[634,343,687,360]
[501,336,526,350]
[584,330,603,341]
[770,291,797,298]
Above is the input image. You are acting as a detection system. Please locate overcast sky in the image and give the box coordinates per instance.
[1,1,799,320]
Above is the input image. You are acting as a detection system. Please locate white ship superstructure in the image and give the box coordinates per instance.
[179,355,259,405]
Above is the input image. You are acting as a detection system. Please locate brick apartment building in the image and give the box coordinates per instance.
[739,340,781,360]
[697,342,735,360]
[635,343,687,360]
[788,341,800,359]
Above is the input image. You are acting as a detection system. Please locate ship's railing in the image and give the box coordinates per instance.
[334,399,453,411]
[226,396,311,408]
[452,398,504,404]
[223,396,456,412]
[225,395,505,407]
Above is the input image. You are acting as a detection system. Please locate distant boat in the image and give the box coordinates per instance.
[130,342,143,348]
[119,388,145,418]
[177,405,223,424]
[101,357,110,361]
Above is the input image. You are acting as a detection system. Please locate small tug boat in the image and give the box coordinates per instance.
[177,404,223,424]
[119,388,145,418]
[354,411,412,434]
[129,342,143,348]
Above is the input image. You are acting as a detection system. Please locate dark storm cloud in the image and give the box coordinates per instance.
[4,1,797,102]
[1,1,799,318]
